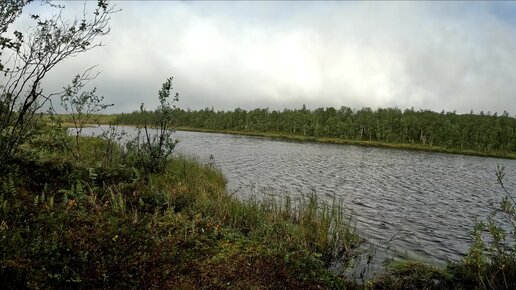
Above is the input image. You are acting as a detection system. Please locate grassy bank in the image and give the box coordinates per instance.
[7,123,516,289]
[0,130,363,289]
[175,126,516,160]
[46,114,516,159]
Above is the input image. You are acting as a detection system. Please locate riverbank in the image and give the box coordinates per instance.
[48,113,516,160]
[176,126,516,160]
[1,131,363,288]
[3,125,516,288]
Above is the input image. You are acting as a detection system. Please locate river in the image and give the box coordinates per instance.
[81,125,516,273]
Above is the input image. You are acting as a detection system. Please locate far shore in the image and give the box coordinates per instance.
[173,126,516,160]
[47,119,516,160]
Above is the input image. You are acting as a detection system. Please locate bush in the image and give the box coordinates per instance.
[126,77,179,173]
[457,166,516,289]
[0,137,362,289]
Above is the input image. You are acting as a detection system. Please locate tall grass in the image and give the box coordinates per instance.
[1,130,363,288]
[19,125,516,289]
[146,155,362,267]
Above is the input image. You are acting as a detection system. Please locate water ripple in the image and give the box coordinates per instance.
[82,126,516,267]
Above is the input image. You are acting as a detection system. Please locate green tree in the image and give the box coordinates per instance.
[59,69,113,160]
[0,0,114,167]
[129,77,179,173]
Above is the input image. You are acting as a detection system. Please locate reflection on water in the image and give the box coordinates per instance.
[81,126,516,269]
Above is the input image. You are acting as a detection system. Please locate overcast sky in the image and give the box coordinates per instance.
[22,1,516,114]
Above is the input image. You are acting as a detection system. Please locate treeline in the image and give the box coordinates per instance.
[116,106,516,155]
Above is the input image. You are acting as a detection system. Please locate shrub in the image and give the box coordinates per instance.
[126,77,179,173]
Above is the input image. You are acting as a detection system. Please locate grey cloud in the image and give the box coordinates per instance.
[23,1,516,114]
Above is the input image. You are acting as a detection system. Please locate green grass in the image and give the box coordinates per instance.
[367,259,456,290]
[6,124,516,289]
[0,131,362,289]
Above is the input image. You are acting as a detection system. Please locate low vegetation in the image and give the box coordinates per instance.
[367,166,516,290]
[2,73,365,288]
[171,126,516,159]
[3,1,516,289]
[0,125,364,289]
[3,118,516,289]
[115,106,516,159]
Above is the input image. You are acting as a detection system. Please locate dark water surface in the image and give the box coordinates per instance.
[81,126,516,270]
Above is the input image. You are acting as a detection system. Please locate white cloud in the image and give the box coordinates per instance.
[19,1,516,114]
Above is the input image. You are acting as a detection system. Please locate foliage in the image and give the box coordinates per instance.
[7,116,516,289]
[1,1,359,288]
[366,259,454,290]
[5,1,516,288]
[117,106,516,157]
[58,69,113,160]
[98,124,127,165]
[0,0,30,70]
[0,134,361,289]
[22,120,69,160]
[126,77,179,173]
[0,0,114,167]
[457,165,516,289]
[368,166,516,290]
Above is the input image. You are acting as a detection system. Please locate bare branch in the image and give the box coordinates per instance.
[0,0,116,163]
